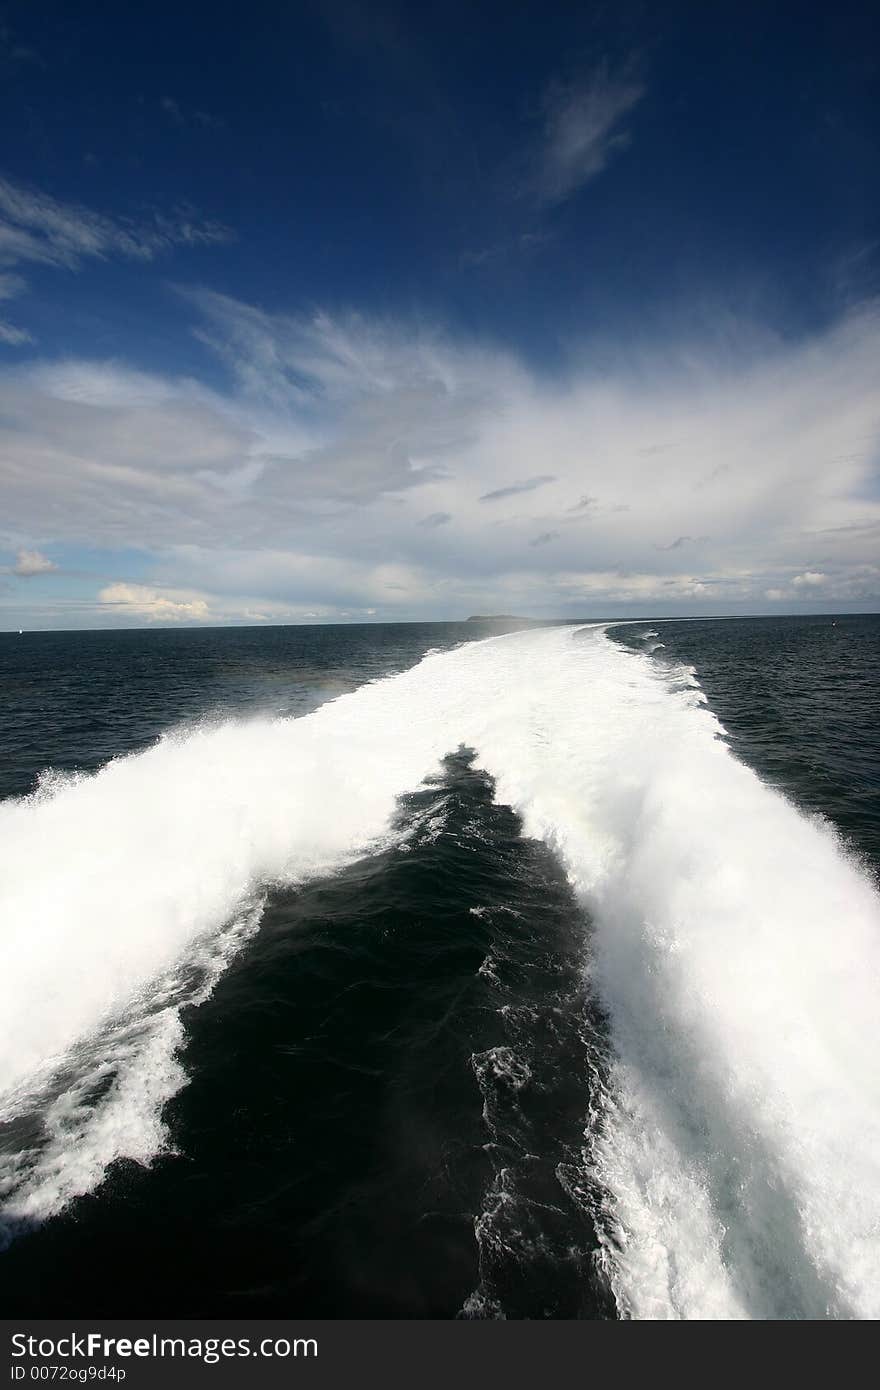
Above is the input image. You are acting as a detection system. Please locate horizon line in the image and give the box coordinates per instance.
[1,609,877,635]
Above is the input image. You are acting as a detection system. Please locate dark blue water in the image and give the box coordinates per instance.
[0,613,877,1318]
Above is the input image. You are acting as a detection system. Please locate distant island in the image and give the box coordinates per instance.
[465,613,524,622]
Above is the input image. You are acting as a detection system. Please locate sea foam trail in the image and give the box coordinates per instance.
[1,625,879,1318]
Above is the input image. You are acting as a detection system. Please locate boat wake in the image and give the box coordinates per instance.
[1,624,878,1317]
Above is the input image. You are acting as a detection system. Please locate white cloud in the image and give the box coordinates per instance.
[1,294,879,623]
[98,582,210,623]
[526,65,645,206]
[12,548,56,577]
[92,578,387,628]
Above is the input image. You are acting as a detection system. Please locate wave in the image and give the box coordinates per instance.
[1,624,879,1317]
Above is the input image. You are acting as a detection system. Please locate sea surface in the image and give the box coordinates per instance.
[0,614,878,1319]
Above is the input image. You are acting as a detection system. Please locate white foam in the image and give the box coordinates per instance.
[0,903,262,1239]
[1,624,879,1318]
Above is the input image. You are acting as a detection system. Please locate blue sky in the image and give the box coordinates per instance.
[1,0,878,627]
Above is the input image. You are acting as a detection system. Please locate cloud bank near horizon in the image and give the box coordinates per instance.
[1,290,879,627]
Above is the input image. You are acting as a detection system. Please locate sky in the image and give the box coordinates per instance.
[0,0,878,629]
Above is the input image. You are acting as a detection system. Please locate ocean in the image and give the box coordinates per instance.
[0,614,878,1320]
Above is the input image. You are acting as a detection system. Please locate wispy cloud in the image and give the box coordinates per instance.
[460,229,555,270]
[0,270,31,345]
[0,273,27,298]
[526,64,645,206]
[0,175,233,273]
[0,320,31,346]
[0,174,234,347]
[418,511,452,528]
[654,534,704,551]
[567,494,597,512]
[160,96,225,131]
[0,22,43,69]
[479,475,556,502]
[160,96,186,126]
